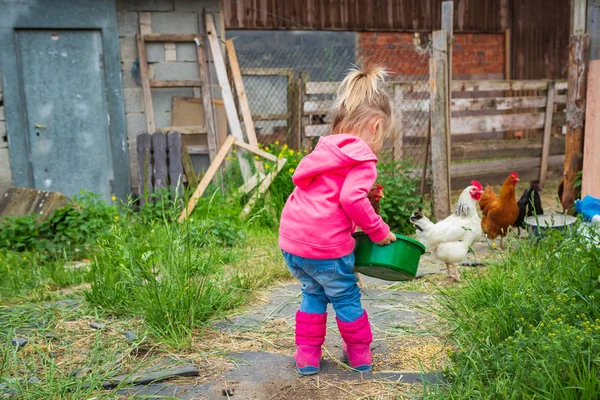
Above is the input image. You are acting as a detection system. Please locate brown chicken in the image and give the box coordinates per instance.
[367,184,384,215]
[480,172,520,249]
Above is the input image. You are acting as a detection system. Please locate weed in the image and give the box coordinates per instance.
[430,224,600,399]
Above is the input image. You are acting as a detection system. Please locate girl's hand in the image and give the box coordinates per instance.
[376,232,397,246]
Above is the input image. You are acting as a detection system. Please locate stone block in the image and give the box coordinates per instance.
[121,60,141,89]
[126,113,147,137]
[176,43,197,62]
[117,11,139,37]
[119,36,137,62]
[0,148,10,197]
[146,43,164,63]
[152,87,194,113]
[151,62,199,80]
[123,0,173,12]
[124,88,145,114]
[151,12,198,34]
[155,111,172,129]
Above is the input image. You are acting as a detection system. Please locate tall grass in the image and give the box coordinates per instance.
[85,214,247,348]
[428,225,600,399]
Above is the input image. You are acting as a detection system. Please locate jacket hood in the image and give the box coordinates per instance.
[292,134,378,189]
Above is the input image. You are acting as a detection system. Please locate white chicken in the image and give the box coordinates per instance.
[409,181,484,281]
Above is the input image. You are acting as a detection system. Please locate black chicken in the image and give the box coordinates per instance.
[513,183,544,234]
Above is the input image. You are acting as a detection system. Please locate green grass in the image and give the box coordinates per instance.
[426,224,600,399]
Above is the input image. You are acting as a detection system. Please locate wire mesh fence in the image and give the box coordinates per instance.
[230,37,432,180]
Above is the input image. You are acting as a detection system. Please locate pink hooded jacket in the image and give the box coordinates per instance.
[278,134,390,259]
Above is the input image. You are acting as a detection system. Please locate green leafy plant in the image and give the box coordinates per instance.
[376,154,424,235]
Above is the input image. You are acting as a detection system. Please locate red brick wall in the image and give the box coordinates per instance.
[357,32,505,78]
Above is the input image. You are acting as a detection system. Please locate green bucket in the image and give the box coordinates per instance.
[352,232,426,282]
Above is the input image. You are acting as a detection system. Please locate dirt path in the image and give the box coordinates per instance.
[119,241,494,400]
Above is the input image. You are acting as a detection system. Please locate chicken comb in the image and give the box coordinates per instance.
[375,183,383,190]
[471,180,482,190]
[510,172,519,179]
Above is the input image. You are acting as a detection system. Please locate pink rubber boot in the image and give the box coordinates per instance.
[294,311,327,375]
[336,311,373,372]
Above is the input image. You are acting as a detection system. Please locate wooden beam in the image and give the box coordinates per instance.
[144,33,198,42]
[451,137,565,161]
[582,60,600,198]
[539,81,556,186]
[226,39,264,172]
[136,133,153,206]
[452,155,565,177]
[149,80,203,88]
[451,112,546,135]
[234,139,278,162]
[452,80,552,91]
[178,134,236,222]
[156,125,208,134]
[205,14,251,181]
[451,96,547,111]
[167,132,184,199]
[562,33,590,211]
[430,30,452,220]
[505,29,511,79]
[238,172,265,195]
[195,40,219,163]
[136,33,155,133]
[571,0,588,35]
[181,146,198,190]
[241,158,287,217]
[240,67,295,76]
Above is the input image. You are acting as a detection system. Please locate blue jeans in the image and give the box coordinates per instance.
[282,251,364,323]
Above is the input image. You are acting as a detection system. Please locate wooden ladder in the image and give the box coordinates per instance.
[136,32,219,164]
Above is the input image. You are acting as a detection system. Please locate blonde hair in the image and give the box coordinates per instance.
[330,65,394,150]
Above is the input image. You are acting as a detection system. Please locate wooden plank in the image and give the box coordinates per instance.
[152,132,168,190]
[452,155,565,178]
[304,100,332,115]
[451,137,565,161]
[240,67,295,76]
[149,80,203,88]
[164,42,177,61]
[562,34,590,211]
[251,113,288,121]
[139,12,151,36]
[305,81,340,95]
[0,188,72,221]
[555,81,568,91]
[582,60,600,198]
[305,124,330,137]
[451,96,547,112]
[429,30,452,220]
[287,70,300,149]
[299,71,310,148]
[157,125,208,134]
[226,39,264,172]
[178,134,236,222]
[136,132,153,205]
[555,94,567,104]
[452,80,551,92]
[144,33,198,42]
[195,42,219,163]
[571,0,588,35]
[205,13,251,181]
[393,84,404,160]
[180,146,198,190]
[505,29,511,79]
[167,132,183,198]
[451,112,545,135]
[238,172,265,195]
[187,145,209,154]
[136,33,155,133]
[234,139,278,162]
[241,158,287,217]
[539,81,556,186]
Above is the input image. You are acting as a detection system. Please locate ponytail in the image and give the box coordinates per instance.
[330,65,394,150]
[334,65,388,113]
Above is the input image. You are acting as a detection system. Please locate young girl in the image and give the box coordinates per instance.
[279,65,396,375]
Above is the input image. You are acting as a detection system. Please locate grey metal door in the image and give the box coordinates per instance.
[17,29,113,200]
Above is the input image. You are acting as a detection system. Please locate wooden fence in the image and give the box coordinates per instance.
[301,78,568,190]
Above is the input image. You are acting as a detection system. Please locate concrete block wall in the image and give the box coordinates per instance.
[0,72,11,197]
[116,0,224,192]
